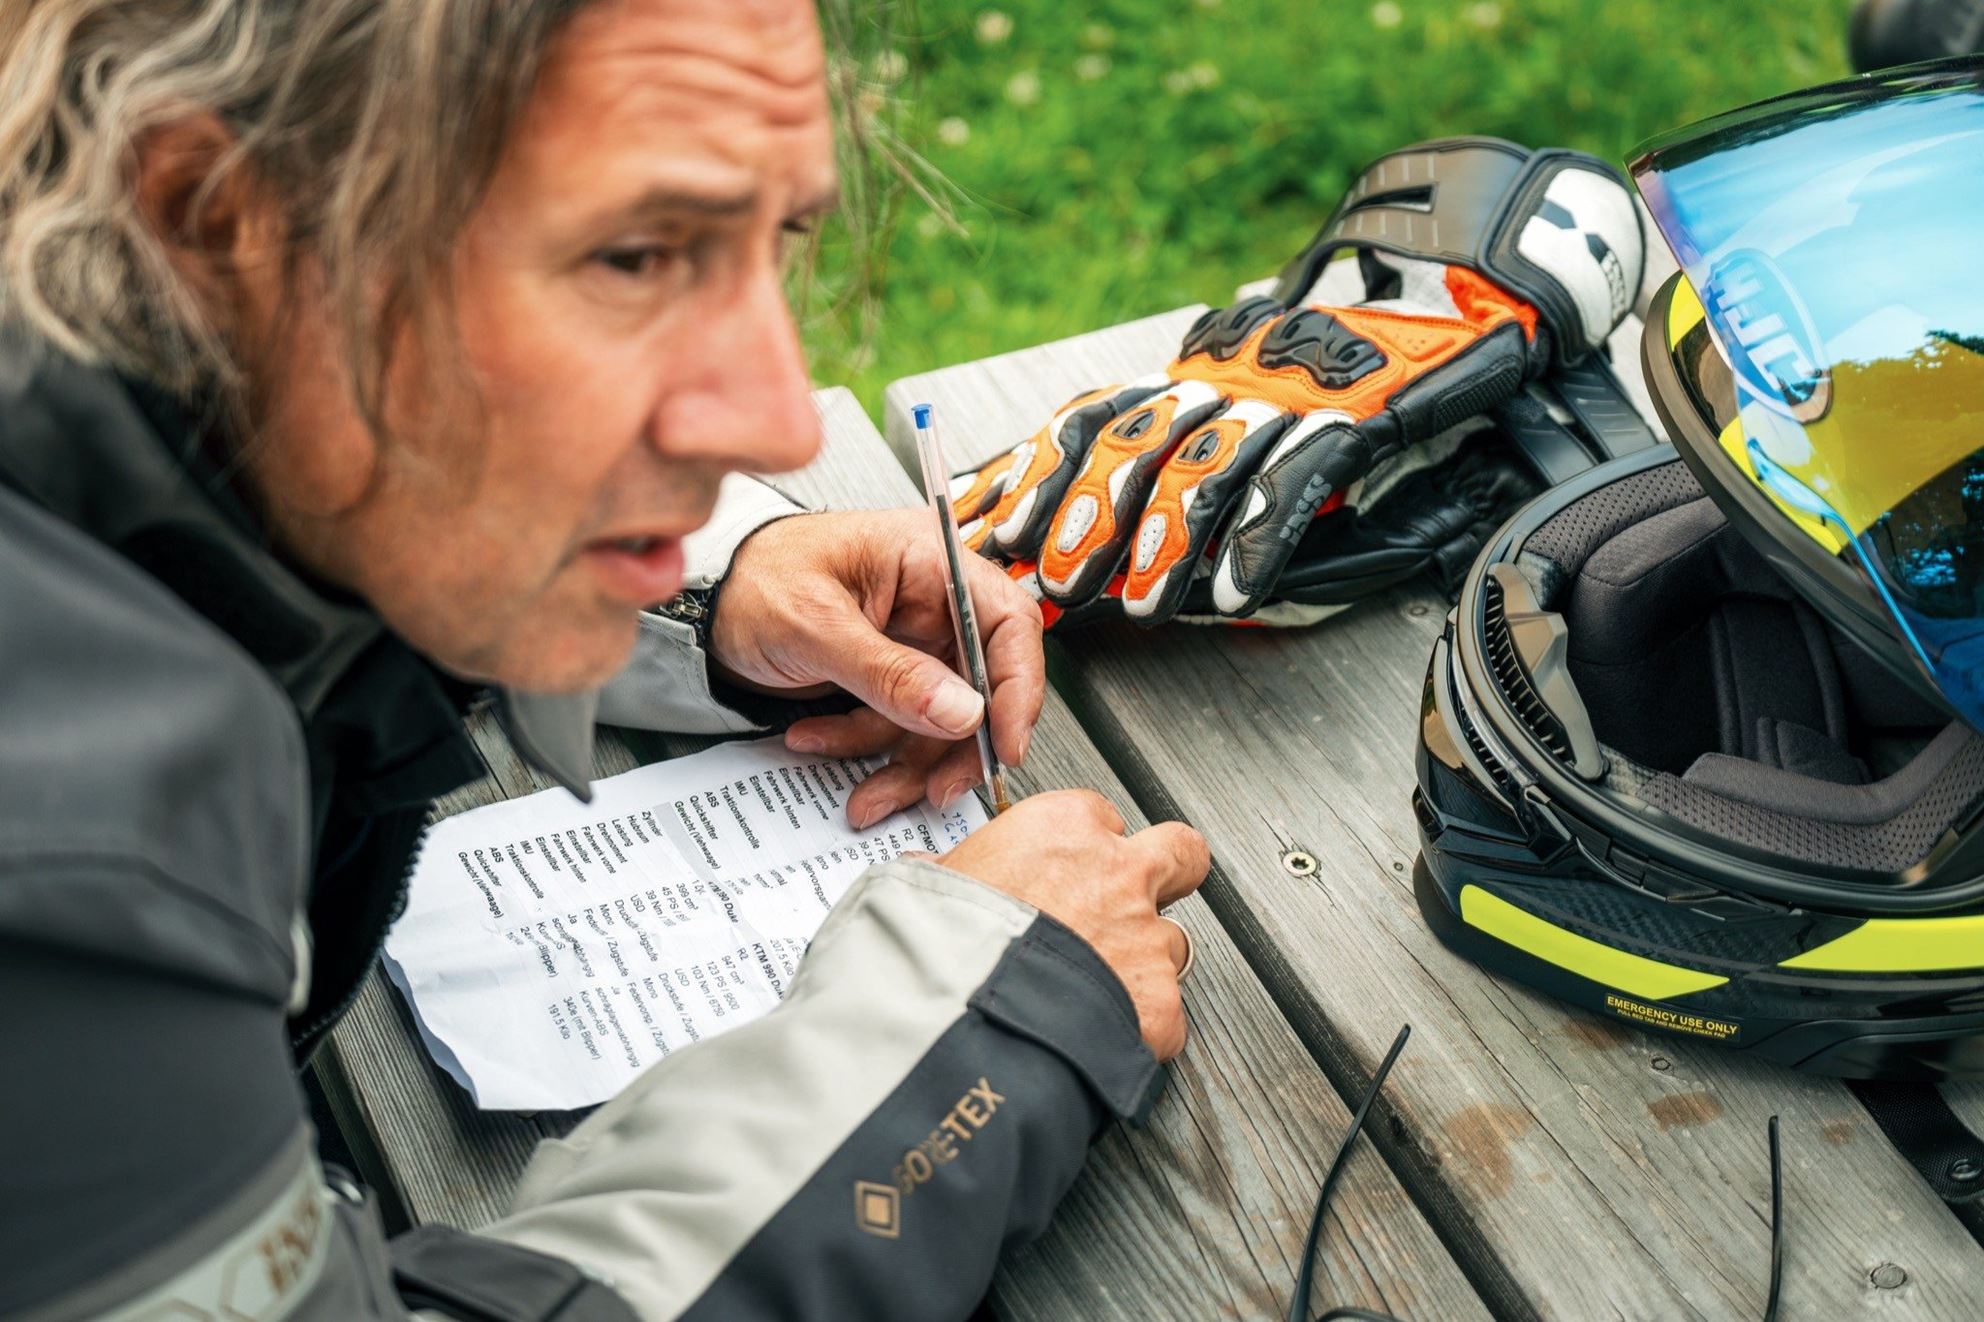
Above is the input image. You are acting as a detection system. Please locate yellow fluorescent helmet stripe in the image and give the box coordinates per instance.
[1459,885,1729,1000]
[1780,917,1984,973]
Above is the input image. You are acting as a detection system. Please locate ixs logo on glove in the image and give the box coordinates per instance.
[1703,248,1832,424]
[854,1077,1007,1238]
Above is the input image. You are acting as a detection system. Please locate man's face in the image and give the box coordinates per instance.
[247,0,832,691]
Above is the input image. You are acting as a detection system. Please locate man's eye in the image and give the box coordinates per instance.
[593,245,679,278]
[778,220,818,265]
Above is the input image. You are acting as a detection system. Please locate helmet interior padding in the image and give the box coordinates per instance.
[1513,457,1984,874]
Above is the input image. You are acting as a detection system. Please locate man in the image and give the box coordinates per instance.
[0,2,1208,1319]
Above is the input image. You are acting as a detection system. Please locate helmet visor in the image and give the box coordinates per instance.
[1632,60,1984,728]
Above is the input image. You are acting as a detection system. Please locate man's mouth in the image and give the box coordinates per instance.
[581,532,688,606]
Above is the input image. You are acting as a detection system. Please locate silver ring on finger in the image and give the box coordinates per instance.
[1158,913,1195,982]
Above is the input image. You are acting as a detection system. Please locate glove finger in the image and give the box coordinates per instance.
[948,451,1020,553]
[1037,380,1228,607]
[949,447,1017,524]
[1208,408,1374,617]
[991,380,1168,558]
[949,381,1166,559]
[1119,400,1294,625]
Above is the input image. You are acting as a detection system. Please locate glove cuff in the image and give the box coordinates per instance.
[1270,136,1643,369]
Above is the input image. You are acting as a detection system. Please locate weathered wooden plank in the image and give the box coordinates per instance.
[883,321,1984,1320]
[318,387,1491,1320]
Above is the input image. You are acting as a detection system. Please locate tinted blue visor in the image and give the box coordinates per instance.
[1632,59,1984,730]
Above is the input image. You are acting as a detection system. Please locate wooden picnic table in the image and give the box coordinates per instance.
[885,307,1984,1319]
[315,313,1984,1321]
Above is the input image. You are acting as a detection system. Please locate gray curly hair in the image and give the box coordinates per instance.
[0,0,591,422]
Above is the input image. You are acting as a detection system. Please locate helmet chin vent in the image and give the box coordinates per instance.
[1483,575,1573,764]
[1455,695,1518,800]
[1480,564,1608,780]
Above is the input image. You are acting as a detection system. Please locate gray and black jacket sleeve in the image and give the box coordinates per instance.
[476,858,1164,1320]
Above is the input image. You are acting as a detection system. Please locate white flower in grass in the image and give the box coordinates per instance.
[1005,70,1040,106]
[1465,2,1503,28]
[975,10,1012,44]
[1164,62,1221,96]
[1074,53,1110,81]
[1081,22,1115,49]
[937,116,970,146]
[1370,1,1403,28]
[873,49,908,83]
[915,213,946,240]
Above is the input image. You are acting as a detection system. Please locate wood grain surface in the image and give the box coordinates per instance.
[883,317,1984,1321]
[316,386,1491,1321]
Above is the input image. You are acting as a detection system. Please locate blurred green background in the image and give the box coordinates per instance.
[802,0,1853,418]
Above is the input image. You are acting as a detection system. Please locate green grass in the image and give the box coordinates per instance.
[801,0,1852,418]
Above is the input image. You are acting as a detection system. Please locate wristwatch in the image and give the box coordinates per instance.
[654,584,719,653]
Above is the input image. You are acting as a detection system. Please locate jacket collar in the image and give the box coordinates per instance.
[0,340,598,799]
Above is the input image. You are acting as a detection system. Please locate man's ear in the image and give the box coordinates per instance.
[134,114,383,518]
[131,113,285,325]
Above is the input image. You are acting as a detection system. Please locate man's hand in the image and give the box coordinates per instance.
[937,790,1210,1060]
[709,508,1045,828]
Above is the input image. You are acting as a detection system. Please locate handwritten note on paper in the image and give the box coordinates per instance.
[381,736,987,1111]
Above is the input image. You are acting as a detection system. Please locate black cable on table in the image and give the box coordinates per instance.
[1288,1024,1412,1322]
[1764,1115,1783,1322]
[1286,1030,1790,1322]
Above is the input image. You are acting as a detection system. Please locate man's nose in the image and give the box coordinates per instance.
[650,266,822,475]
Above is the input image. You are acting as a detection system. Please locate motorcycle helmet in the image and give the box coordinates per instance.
[1414,56,1984,1105]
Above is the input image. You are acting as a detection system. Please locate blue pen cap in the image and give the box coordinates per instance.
[912,403,933,429]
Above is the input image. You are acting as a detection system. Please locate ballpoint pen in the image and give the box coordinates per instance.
[910,401,1012,815]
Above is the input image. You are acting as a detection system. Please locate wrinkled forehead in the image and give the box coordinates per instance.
[492,0,835,229]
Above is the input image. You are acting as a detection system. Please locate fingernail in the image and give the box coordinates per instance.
[1014,725,1033,766]
[926,678,985,736]
[935,778,971,809]
[852,800,891,830]
[787,732,827,754]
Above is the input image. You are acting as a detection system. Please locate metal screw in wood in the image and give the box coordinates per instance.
[1282,849,1318,877]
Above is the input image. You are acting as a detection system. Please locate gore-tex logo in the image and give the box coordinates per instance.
[855,1077,1007,1237]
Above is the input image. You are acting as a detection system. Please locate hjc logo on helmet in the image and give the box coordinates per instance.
[1703,248,1834,424]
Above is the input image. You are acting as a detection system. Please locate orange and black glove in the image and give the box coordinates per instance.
[952,137,1646,628]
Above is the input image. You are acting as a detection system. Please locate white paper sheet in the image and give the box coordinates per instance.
[382,736,987,1111]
